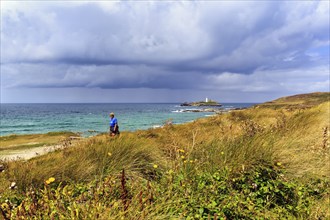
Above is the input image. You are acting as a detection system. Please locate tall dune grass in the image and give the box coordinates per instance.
[4,134,165,191]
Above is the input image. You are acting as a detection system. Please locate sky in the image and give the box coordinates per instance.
[1,0,329,103]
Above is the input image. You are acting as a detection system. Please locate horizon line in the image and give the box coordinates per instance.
[0,102,260,104]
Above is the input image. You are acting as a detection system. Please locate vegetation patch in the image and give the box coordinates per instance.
[0,131,78,150]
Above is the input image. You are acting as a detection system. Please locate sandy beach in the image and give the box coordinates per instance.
[0,144,65,161]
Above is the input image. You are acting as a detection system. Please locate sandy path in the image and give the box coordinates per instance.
[0,144,65,161]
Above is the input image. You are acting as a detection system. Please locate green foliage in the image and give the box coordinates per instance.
[45,131,78,136]
[151,163,330,219]
[0,134,19,141]
[1,164,328,219]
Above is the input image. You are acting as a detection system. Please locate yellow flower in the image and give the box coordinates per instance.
[108,152,112,157]
[1,203,9,209]
[153,164,158,169]
[181,155,185,159]
[221,152,224,155]
[45,177,55,185]
[179,149,185,153]
[276,162,282,166]
[190,160,194,163]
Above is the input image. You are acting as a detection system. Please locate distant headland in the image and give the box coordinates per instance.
[180,97,222,107]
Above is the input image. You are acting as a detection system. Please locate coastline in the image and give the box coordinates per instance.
[0,103,256,137]
[0,106,253,161]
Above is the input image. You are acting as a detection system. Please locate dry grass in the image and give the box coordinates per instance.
[273,102,330,178]
[0,131,78,150]
[2,133,165,191]
[257,92,330,109]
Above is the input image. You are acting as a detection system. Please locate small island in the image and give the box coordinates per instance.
[181,97,222,107]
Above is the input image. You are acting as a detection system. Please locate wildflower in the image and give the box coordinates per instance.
[108,152,112,157]
[276,162,282,166]
[153,164,158,169]
[45,177,55,185]
[9,182,16,190]
[184,160,187,163]
[221,152,224,155]
[190,160,194,163]
[181,155,185,159]
[179,149,185,153]
[1,203,9,210]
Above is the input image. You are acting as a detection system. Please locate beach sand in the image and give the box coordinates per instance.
[0,144,65,161]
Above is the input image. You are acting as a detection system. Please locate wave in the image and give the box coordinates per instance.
[0,124,39,129]
[171,108,201,113]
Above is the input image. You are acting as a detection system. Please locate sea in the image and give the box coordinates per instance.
[0,103,257,137]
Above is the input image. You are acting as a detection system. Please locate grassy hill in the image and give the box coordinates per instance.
[0,92,329,219]
[256,92,330,110]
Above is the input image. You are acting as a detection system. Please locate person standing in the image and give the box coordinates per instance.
[109,112,119,136]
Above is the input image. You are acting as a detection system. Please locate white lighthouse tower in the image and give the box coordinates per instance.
[205,97,209,102]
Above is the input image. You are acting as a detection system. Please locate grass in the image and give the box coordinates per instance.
[256,92,330,109]
[0,92,329,219]
[0,131,78,150]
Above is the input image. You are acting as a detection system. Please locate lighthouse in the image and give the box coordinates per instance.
[205,97,209,102]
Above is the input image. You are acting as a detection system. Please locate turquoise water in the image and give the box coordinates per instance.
[0,103,257,136]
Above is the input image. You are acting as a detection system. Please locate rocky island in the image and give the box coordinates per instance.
[180,98,222,107]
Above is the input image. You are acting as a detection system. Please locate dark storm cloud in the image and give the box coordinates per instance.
[1,1,329,93]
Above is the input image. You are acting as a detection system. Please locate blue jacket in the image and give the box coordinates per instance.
[109,118,118,127]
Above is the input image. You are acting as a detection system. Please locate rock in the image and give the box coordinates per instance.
[180,102,191,106]
[180,100,222,107]
[180,108,223,113]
